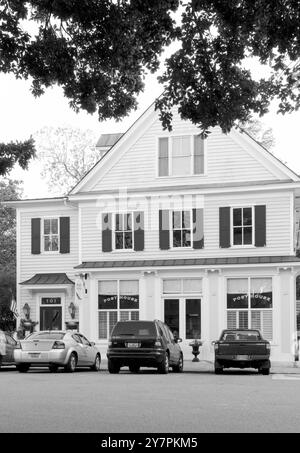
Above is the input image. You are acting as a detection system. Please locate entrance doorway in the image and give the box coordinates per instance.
[164,298,201,340]
[40,306,62,330]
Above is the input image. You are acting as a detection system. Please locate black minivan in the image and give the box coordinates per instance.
[107,320,183,374]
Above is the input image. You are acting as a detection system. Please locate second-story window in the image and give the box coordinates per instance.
[158,135,205,177]
[43,218,59,252]
[172,210,192,248]
[115,213,133,250]
[232,207,253,246]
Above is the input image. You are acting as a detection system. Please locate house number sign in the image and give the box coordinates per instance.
[41,297,61,305]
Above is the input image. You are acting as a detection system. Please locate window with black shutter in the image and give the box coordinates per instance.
[31,218,41,254]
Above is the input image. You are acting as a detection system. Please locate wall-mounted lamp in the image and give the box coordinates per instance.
[68,302,76,320]
[23,303,30,320]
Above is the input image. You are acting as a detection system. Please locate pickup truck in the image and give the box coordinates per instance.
[213,329,271,375]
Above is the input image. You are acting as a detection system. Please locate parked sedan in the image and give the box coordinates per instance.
[14,331,101,373]
[0,330,17,369]
[213,329,271,375]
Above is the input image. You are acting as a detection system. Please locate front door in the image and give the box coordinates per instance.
[164,298,201,341]
[40,306,62,330]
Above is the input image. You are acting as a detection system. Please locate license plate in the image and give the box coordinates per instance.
[236,355,249,360]
[29,353,41,358]
[126,343,140,348]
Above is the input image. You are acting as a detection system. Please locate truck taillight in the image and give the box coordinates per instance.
[155,338,162,347]
[108,340,112,347]
[52,341,65,350]
[214,343,219,351]
[266,343,271,351]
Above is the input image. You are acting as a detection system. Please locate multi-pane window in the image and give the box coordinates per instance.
[43,218,59,252]
[98,280,139,339]
[227,278,273,340]
[172,210,192,248]
[158,135,205,177]
[115,213,133,250]
[232,207,253,246]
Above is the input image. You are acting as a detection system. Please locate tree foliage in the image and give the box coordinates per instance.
[0,138,36,176]
[0,1,299,170]
[0,179,22,306]
[35,126,99,195]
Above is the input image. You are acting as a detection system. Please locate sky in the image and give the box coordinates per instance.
[1,59,300,198]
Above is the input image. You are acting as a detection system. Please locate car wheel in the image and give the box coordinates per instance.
[17,364,30,373]
[261,367,270,376]
[0,355,2,370]
[172,354,183,373]
[65,353,77,373]
[91,353,101,371]
[129,364,140,373]
[158,353,169,374]
[49,365,59,373]
[108,360,120,374]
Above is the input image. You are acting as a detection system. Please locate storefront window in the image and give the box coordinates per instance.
[98,280,139,339]
[227,277,273,340]
[185,299,201,339]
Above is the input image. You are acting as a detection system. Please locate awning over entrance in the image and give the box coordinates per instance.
[74,255,300,270]
[20,273,74,285]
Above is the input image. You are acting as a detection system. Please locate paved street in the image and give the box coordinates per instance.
[1,363,300,433]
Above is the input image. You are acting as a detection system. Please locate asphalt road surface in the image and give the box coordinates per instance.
[1,365,300,433]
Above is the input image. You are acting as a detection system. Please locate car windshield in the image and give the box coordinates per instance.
[26,332,65,340]
[112,322,157,337]
[221,330,261,341]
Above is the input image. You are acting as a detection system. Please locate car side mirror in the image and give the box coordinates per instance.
[90,341,96,347]
[211,341,215,345]
[175,338,183,343]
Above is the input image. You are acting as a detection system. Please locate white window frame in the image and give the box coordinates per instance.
[98,279,140,339]
[42,217,60,253]
[157,134,206,178]
[112,212,135,252]
[226,276,273,339]
[230,206,255,248]
[169,209,193,249]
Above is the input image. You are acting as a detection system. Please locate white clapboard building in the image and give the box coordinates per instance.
[7,102,300,363]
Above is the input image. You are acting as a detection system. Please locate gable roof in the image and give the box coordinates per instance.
[69,101,300,195]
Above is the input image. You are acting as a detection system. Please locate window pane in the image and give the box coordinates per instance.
[173,230,182,247]
[159,138,169,177]
[109,312,118,336]
[99,280,118,294]
[262,310,272,340]
[173,211,181,229]
[115,232,123,249]
[251,310,261,330]
[183,279,202,293]
[194,135,204,174]
[243,208,252,226]
[44,219,50,234]
[233,209,242,226]
[182,211,191,228]
[172,156,190,176]
[172,136,191,175]
[124,232,133,249]
[227,278,248,309]
[44,236,51,251]
[164,299,179,337]
[98,311,107,339]
[120,280,139,295]
[98,280,118,309]
[131,311,139,321]
[120,311,130,322]
[227,311,237,329]
[51,219,58,234]
[239,311,248,329]
[163,279,181,293]
[119,294,139,309]
[243,227,252,245]
[125,213,132,231]
[115,214,122,231]
[233,227,242,245]
[51,236,59,251]
[186,299,201,339]
[182,229,191,247]
[250,278,272,308]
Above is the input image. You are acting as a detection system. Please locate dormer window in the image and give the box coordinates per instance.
[158,135,205,177]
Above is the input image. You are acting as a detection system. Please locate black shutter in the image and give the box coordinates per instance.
[255,205,266,247]
[193,208,204,249]
[219,207,231,248]
[102,213,112,252]
[60,217,70,253]
[159,210,170,250]
[134,212,144,251]
[31,218,41,254]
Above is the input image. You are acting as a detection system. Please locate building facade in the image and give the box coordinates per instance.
[8,104,300,363]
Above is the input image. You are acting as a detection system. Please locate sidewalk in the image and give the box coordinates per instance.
[100,358,300,374]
